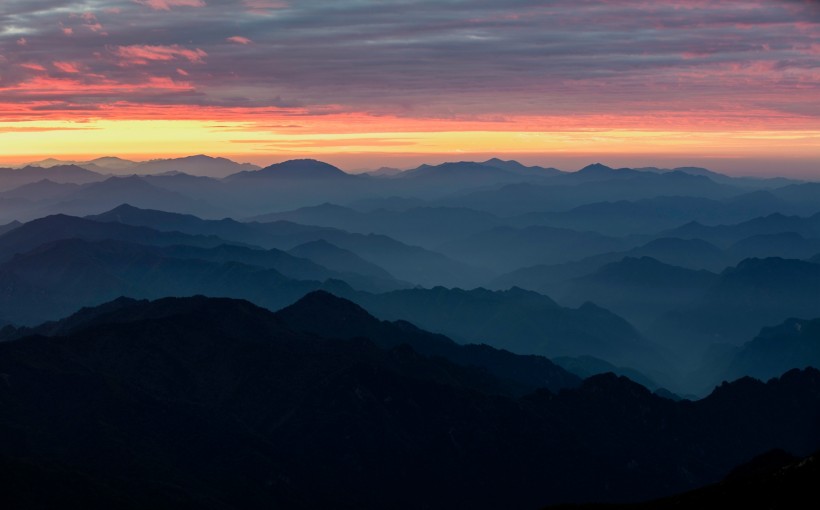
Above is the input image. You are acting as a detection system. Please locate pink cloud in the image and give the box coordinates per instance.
[244,0,288,14]
[0,75,195,99]
[176,68,189,76]
[53,61,81,73]
[16,38,27,46]
[20,63,47,72]
[227,36,252,45]
[133,0,206,10]
[62,27,74,36]
[113,45,208,65]
[79,12,105,33]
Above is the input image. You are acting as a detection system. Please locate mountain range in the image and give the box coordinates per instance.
[1,294,817,509]
[1,154,819,506]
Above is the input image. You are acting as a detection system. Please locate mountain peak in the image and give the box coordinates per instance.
[578,162,614,173]
[229,158,349,179]
[261,159,346,176]
[276,290,378,333]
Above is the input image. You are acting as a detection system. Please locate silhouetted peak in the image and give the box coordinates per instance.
[26,213,86,227]
[285,289,366,313]
[481,158,532,171]
[708,375,772,402]
[182,154,217,161]
[85,295,274,327]
[105,203,141,214]
[255,159,348,178]
[578,162,614,173]
[24,295,288,342]
[91,203,192,221]
[277,290,377,328]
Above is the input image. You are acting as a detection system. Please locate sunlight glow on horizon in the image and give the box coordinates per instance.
[1,1,817,175]
[1,117,818,176]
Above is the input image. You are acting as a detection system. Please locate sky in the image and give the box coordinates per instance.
[0,0,819,175]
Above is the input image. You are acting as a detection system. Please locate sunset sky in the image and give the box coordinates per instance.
[1,0,818,175]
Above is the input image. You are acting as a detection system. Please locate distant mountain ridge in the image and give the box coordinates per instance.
[227,158,350,180]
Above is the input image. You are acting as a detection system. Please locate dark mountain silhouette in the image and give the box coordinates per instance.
[560,257,718,331]
[227,158,350,180]
[0,164,104,191]
[330,285,665,372]
[550,449,820,509]
[275,290,581,394]
[89,206,408,289]
[0,214,233,263]
[0,295,818,509]
[87,203,274,247]
[571,162,639,181]
[131,155,260,178]
[0,238,322,325]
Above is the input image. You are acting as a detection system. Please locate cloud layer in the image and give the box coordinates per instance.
[0,1,818,135]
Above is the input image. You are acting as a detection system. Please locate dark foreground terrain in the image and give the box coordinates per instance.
[1,293,818,509]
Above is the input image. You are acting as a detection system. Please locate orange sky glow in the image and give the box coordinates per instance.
[1,0,818,175]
